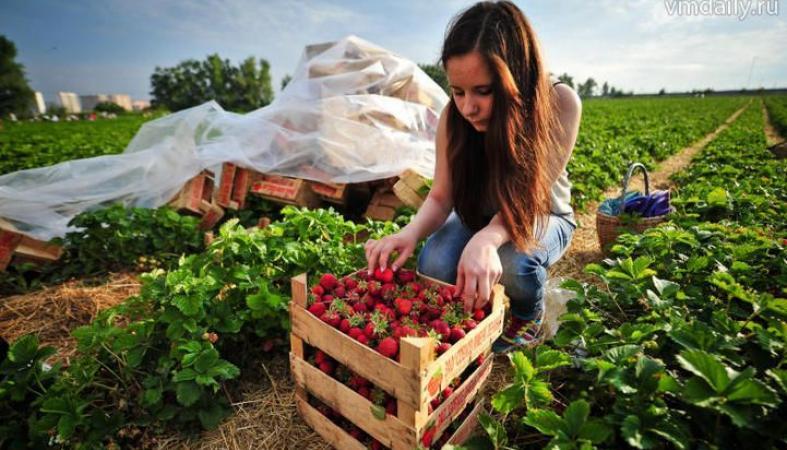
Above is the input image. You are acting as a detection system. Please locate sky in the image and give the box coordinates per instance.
[2,0,786,104]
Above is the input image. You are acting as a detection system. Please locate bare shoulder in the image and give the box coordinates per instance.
[554,83,582,125]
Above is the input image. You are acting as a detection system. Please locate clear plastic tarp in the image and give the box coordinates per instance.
[0,35,448,240]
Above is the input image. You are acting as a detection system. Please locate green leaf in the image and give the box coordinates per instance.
[526,379,554,409]
[706,187,728,206]
[194,349,220,373]
[57,415,79,439]
[173,368,198,382]
[478,413,508,448]
[370,404,386,420]
[652,277,679,297]
[621,415,645,448]
[579,419,612,444]
[176,381,202,406]
[682,377,718,406]
[726,377,779,406]
[536,348,572,371]
[510,351,535,381]
[676,349,729,393]
[523,409,564,436]
[563,400,590,437]
[142,387,162,406]
[198,402,228,429]
[491,384,525,415]
[7,334,39,363]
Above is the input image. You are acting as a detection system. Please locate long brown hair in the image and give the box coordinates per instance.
[441,1,562,251]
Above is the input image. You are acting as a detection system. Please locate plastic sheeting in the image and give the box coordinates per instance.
[0,35,448,240]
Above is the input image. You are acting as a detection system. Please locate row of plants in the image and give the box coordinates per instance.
[764,94,787,138]
[568,96,746,209]
[463,102,786,449]
[0,206,399,449]
[0,114,154,175]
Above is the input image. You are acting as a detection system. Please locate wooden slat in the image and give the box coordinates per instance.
[215,162,237,207]
[290,302,421,407]
[445,401,484,446]
[392,181,425,208]
[295,396,367,450]
[397,168,429,192]
[291,353,418,450]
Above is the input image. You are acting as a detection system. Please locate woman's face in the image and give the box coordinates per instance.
[445,51,494,132]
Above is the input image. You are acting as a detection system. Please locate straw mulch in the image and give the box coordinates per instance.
[0,272,140,364]
[762,100,785,147]
[2,105,749,449]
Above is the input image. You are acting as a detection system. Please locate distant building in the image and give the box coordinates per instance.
[57,92,81,113]
[32,92,46,115]
[79,94,110,111]
[132,100,150,111]
[108,94,132,111]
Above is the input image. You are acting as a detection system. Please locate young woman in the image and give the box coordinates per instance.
[364,1,581,353]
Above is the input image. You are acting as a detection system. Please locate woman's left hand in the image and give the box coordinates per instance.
[455,232,503,312]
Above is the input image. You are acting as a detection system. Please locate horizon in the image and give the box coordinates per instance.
[2,0,786,104]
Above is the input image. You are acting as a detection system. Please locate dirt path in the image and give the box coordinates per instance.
[549,102,749,285]
[762,99,785,147]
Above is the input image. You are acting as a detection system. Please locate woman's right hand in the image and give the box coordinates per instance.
[364,228,419,274]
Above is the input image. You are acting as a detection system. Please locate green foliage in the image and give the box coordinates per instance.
[1,207,397,447]
[0,114,155,175]
[478,101,787,449]
[0,35,34,117]
[0,335,59,449]
[570,96,746,210]
[150,54,273,112]
[93,101,125,114]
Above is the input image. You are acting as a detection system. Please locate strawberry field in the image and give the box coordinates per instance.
[1,95,785,450]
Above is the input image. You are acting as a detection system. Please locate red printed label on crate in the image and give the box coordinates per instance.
[311,182,343,199]
[251,180,299,199]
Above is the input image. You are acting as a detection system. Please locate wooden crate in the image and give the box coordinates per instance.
[197,200,225,230]
[0,219,63,270]
[392,169,430,209]
[364,189,406,221]
[290,272,505,449]
[169,170,215,214]
[309,181,348,205]
[215,163,253,210]
[250,174,320,208]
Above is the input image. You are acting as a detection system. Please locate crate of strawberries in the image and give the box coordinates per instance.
[289,267,506,449]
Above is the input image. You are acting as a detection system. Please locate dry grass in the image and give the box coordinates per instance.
[762,100,785,147]
[0,272,140,364]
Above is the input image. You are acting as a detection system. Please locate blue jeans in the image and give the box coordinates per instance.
[417,212,576,320]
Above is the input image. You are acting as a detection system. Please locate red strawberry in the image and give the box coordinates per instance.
[334,285,346,298]
[374,267,395,283]
[476,354,486,366]
[440,285,456,299]
[349,426,363,440]
[431,395,442,410]
[343,277,358,290]
[371,440,384,450]
[308,302,326,317]
[473,308,486,321]
[449,326,466,343]
[353,302,368,313]
[315,350,328,364]
[356,334,369,345]
[319,273,338,291]
[431,319,450,338]
[436,342,452,354]
[463,319,478,331]
[311,284,325,296]
[322,294,334,303]
[318,360,335,375]
[348,327,364,340]
[358,386,371,399]
[421,427,436,447]
[396,269,416,283]
[386,397,397,415]
[442,386,454,398]
[377,337,399,359]
[367,281,381,297]
[379,283,397,301]
[407,281,422,292]
[394,297,412,315]
[339,318,351,334]
[320,312,341,328]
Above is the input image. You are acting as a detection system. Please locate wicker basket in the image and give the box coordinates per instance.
[596,163,671,254]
